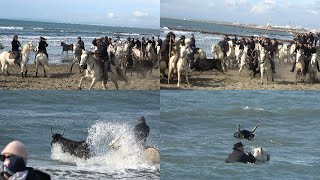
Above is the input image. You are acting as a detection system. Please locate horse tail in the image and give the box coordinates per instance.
[251,124,260,133]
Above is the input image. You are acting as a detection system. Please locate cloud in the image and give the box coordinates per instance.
[225,0,247,7]
[250,0,277,14]
[209,2,215,7]
[306,9,318,15]
[107,12,115,19]
[132,11,149,17]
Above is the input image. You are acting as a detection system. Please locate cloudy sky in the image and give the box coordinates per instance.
[0,0,159,29]
[161,0,320,29]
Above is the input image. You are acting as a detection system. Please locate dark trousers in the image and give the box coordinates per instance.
[12,51,20,62]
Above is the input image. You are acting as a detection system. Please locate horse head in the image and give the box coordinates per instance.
[253,147,270,163]
[80,50,90,69]
[179,45,191,58]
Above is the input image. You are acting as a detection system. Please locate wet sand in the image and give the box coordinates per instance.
[0,64,159,90]
[161,63,320,90]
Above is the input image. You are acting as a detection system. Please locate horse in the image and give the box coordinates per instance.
[260,48,273,85]
[146,43,158,69]
[0,42,34,76]
[277,44,288,63]
[78,50,127,90]
[294,49,305,84]
[211,44,227,72]
[288,43,297,63]
[253,147,270,164]
[70,44,82,73]
[235,44,243,66]
[176,45,191,87]
[226,40,236,69]
[308,53,318,82]
[238,46,249,73]
[35,52,50,77]
[61,42,73,54]
[20,42,36,78]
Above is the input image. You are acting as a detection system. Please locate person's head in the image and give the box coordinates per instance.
[151,36,154,40]
[2,155,26,179]
[233,142,244,151]
[138,116,146,124]
[40,37,46,41]
[13,35,18,40]
[191,34,194,38]
[77,37,81,41]
[180,35,185,40]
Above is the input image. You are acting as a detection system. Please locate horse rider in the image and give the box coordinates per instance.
[114,36,121,43]
[36,37,49,59]
[156,36,163,54]
[92,37,109,82]
[188,34,196,60]
[303,43,319,74]
[77,37,85,50]
[218,35,229,57]
[11,35,21,65]
[225,142,255,164]
[133,116,150,148]
[160,32,175,66]
[141,37,147,58]
[262,38,276,73]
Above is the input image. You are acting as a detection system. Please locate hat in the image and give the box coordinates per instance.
[3,156,26,175]
[40,37,46,40]
[180,35,185,39]
[1,141,28,161]
[138,116,145,122]
[77,37,81,39]
[233,142,245,149]
[116,36,120,39]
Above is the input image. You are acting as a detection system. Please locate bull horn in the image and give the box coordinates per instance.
[61,128,65,136]
[51,127,54,135]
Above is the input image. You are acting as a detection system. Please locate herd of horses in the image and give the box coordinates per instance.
[0,40,160,90]
[161,38,319,86]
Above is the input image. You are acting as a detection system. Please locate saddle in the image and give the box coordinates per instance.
[8,51,15,59]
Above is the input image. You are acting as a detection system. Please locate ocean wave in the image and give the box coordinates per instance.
[116,32,140,36]
[243,106,264,111]
[32,27,44,30]
[161,26,169,30]
[0,26,23,30]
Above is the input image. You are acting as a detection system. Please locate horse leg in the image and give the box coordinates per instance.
[35,62,39,77]
[185,68,190,86]
[89,78,98,90]
[102,80,108,90]
[260,68,264,85]
[112,78,119,90]
[70,61,75,73]
[44,67,47,78]
[4,64,9,76]
[177,69,181,87]
[78,76,86,90]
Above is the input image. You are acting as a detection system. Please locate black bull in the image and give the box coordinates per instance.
[51,128,91,159]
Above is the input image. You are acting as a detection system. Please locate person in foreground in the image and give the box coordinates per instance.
[133,116,150,148]
[225,142,255,164]
[0,141,51,180]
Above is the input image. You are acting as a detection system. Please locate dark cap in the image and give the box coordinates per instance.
[233,142,245,149]
[180,35,185,39]
[77,37,81,39]
[40,37,47,40]
[138,116,145,122]
[3,156,26,175]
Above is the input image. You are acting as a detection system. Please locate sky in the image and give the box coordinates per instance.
[161,0,320,29]
[0,0,159,29]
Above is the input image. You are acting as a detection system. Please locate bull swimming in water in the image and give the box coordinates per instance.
[233,124,259,140]
[50,128,91,159]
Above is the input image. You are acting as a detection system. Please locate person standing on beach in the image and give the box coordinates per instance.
[0,141,51,180]
[36,37,49,59]
[76,37,85,50]
[225,142,255,164]
[133,116,150,148]
[11,35,21,65]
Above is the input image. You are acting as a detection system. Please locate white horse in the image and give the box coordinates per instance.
[70,44,82,73]
[20,42,35,78]
[177,45,191,87]
[78,50,127,90]
[260,48,273,85]
[288,44,297,63]
[253,147,270,164]
[235,44,243,66]
[277,44,288,63]
[294,49,305,84]
[239,46,249,73]
[211,44,227,72]
[308,53,318,82]
[226,41,236,69]
[35,52,50,77]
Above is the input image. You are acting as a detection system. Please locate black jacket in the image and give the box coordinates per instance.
[12,40,21,51]
[77,40,85,50]
[225,149,255,163]
[38,41,48,53]
[0,167,51,180]
[134,122,150,141]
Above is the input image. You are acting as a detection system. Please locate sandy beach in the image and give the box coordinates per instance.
[161,63,320,90]
[0,64,160,90]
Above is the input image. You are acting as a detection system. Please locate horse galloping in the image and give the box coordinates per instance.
[70,44,82,73]
[78,50,127,90]
[308,53,318,82]
[260,48,273,85]
[294,49,305,84]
